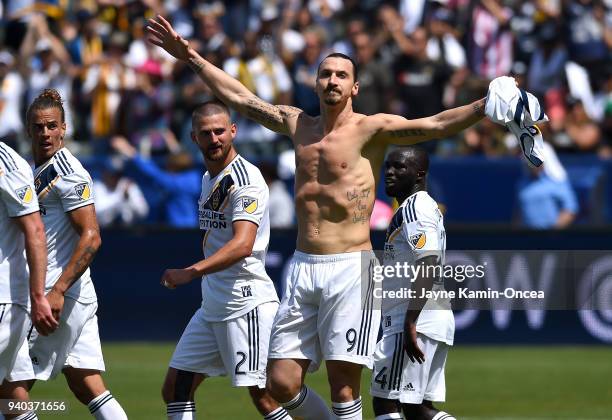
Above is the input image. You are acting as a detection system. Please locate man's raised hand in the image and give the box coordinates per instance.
[146,15,190,61]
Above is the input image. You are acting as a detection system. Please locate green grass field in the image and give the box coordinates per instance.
[28,344,611,419]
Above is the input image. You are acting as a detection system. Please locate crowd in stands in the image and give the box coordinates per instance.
[0,0,610,228]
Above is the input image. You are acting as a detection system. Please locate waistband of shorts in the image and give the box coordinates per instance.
[293,250,376,263]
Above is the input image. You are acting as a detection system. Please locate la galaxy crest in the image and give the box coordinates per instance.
[211,187,221,211]
[15,186,34,204]
[74,183,91,200]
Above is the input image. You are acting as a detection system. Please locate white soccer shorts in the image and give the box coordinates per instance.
[9,298,105,381]
[268,251,381,371]
[370,332,448,404]
[0,304,30,382]
[169,301,278,388]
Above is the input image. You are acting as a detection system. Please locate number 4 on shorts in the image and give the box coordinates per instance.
[374,366,388,388]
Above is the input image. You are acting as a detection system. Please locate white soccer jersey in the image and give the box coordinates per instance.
[382,191,454,345]
[33,148,96,303]
[0,142,39,306]
[198,155,278,322]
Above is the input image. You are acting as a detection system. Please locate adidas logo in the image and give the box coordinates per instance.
[403,382,414,391]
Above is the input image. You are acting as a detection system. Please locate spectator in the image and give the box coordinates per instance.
[223,30,293,145]
[426,6,467,70]
[526,21,567,103]
[517,143,578,229]
[565,96,602,152]
[373,4,410,66]
[291,27,327,116]
[331,16,366,58]
[461,118,508,156]
[392,27,453,122]
[426,5,469,107]
[466,0,514,80]
[93,157,149,227]
[195,8,235,64]
[81,31,136,150]
[260,162,295,228]
[564,0,609,86]
[351,32,393,115]
[111,136,201,228]
[116,58,177,156]
[0,51,25,151]
[19,14,76,139]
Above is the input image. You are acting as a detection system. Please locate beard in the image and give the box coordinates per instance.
[324,96,342,105]
[205,144,229,161]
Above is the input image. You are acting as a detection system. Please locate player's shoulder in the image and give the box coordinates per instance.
[0,142,29,176]
[51,148,90,178]
[402,191,439,223]
[229,155,266,188]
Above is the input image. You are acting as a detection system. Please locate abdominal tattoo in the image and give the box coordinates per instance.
[347,188,370,224]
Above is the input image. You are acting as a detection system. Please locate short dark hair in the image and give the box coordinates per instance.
[318,53,359,81]
[396,145,429,173]
[192,99,231,122]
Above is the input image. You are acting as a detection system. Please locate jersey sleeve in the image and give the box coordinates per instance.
[401,197,442,261]
[54,168,95,212]
[0,166,39,217]
[230,182,268,226]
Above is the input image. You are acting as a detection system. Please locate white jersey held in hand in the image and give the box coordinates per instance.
[198,155,278,322]
[33,147,97,303]
[485,76,548,167]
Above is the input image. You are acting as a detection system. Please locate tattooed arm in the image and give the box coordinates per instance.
[146,15,303,136]
[368,98,486,145]
[46,204,101,319]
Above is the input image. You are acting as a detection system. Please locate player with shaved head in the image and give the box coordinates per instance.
[148,15,488,419]
[160,100,288,420]
[371,146,455,420]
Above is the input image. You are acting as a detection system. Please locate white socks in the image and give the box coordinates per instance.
[375,413,403,420]
[432,411,456,420]
[88,390,128,420]
[332,397,362,419]
[264,406,293,419]
[166,401,195,420]
[13,412,38,420]
[282,386,333,419]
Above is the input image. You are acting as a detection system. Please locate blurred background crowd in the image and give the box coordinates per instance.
[0,0,610,229]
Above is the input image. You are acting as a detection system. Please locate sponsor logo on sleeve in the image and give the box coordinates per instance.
[410,232,426,249]
[242,197,258,214]
[15,186,34,204]
[74,183,91,200]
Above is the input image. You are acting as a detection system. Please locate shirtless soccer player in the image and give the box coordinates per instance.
[148,15,487,420]
[159,101,289,420]
[0,141,57,420]
[13,89,128,420]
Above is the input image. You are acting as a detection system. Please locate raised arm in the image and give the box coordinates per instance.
[146,15,303,137]
[369,98,486,146]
